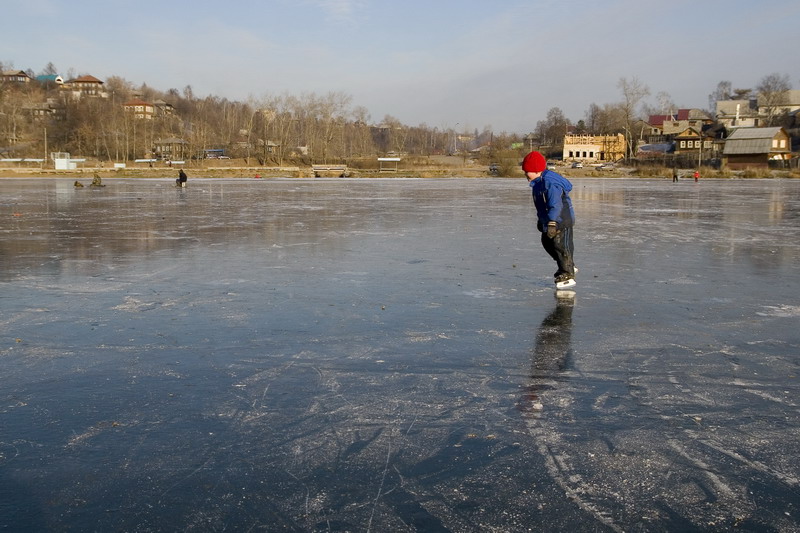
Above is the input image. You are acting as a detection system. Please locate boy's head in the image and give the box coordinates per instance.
[522,151,547,180]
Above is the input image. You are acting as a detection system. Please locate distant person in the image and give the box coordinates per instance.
[176,169,188,187]
[673,168,679,182]
[523,151,577,289]
[693,170,699,182]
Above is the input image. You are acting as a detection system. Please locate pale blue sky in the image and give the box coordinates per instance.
[4,0,799,133]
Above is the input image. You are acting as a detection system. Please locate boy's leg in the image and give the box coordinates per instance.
[551,227,575,277]
[540,232,561,264]
[564,226,575,274]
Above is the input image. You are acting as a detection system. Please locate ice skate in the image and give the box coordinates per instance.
[555,278,576,289]
[555,273,576,290]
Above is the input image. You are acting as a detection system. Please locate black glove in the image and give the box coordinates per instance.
[546,222,558,238]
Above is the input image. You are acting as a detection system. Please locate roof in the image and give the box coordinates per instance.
[123,98,152,106]
[674,127,702,138]
[68,75,104,84]
[648,114,671,127]
[715,100,758,118]
[723,127,785,155]
[2,69,29,76]
[648,109,711,126]
[726,127,783,140]
[638,143,673,154]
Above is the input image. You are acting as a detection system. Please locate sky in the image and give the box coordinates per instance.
[4,0,799,134]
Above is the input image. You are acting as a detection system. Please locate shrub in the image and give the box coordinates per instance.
[632,165,666,178]
[495,159,522,177]
[741,167,773,178]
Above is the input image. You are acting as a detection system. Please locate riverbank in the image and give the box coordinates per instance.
[2,163,797,179]
[0,165,497,179]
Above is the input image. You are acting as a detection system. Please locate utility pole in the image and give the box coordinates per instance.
[698,128,703,170]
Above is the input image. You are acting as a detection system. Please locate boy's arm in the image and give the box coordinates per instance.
[545,182,562,223]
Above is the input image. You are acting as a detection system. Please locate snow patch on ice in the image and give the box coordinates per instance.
[463,288,505,299]
[478,329,506,338]
[111,296,174,312]
[756,305,800,318]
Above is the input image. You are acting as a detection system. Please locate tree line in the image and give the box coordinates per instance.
[1,61,795,166]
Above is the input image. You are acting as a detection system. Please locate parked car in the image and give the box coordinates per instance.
[571,162,583,168]
[597,163,615,171]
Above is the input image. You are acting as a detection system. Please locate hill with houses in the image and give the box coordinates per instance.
[1,68,798,172]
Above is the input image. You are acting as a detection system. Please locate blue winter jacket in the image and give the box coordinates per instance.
[529,169,575,230]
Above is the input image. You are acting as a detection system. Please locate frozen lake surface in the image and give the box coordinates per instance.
[2,177,800,531]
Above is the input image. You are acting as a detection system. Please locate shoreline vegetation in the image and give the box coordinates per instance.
[2,158,798,180]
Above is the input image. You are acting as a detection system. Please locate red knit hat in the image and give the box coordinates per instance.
[521,151,547,173]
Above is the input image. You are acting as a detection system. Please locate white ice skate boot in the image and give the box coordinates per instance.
[555,273,576,290]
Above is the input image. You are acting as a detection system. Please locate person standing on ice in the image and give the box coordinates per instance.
[522,151,577,289]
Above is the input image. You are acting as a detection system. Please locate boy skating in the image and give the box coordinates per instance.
[522,151,577,290]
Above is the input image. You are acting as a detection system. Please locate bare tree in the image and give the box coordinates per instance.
[708,80,732,113]
[584,103,601,134]
[535,107,570,154]
[617,77,650,158]
[350,105,374,157]
[756,72,792,127]
[656,91,676,115]
[316,91,352,162]
[380,115,408,155]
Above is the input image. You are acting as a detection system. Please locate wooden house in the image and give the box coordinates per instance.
[648,109,713,137]
[1,70,32,84]
[722,127,791,169]
[62,75,107,98]
[673,127,715,156]
[152,137,189,161]
[123,98,155,119]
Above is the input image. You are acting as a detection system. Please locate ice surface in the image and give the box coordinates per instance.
[1,177,799,531]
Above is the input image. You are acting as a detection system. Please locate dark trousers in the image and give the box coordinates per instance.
[541,226,575,277]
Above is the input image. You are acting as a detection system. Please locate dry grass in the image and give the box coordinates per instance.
[741,167,777,178]
[632,165,667,178]
[697,168,733,178]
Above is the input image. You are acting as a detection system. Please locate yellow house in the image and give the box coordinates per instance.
[562,133,625,163]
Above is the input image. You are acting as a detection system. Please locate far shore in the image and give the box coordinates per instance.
[2,163,796,180]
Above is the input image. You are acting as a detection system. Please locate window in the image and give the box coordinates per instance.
[680,141,686,148]
[779,140,786,148]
